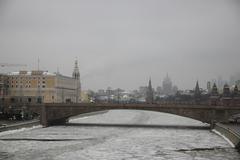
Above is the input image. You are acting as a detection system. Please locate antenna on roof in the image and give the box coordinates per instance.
[37,58,40,71]
[57,67,60,74]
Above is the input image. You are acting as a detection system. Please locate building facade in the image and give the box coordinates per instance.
[0,74,9,108]
[0,74,8,97]
[3,60,81,104]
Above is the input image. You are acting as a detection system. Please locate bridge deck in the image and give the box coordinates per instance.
[34,103,240,127]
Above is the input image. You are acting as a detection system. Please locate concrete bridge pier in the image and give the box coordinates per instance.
[210,120,217,129]
[40,105,70,127]
[40,105,47,127]
[47,118,69,127]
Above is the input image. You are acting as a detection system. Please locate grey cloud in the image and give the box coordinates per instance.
[0,0,240,90]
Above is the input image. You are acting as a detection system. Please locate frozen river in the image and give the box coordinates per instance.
[0,110,239,160]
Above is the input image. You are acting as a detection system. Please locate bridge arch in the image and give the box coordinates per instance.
[68,109,207,128]
[65,108,207,125]
[38,103,240,127]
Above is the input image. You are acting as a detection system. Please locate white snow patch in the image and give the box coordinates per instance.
[0,125,42,136]
[212,129,235,148]
[69,116,89,122]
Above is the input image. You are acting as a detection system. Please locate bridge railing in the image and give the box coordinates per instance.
[154,101,208,106]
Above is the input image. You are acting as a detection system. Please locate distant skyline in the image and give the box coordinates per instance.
[1,0,240,91]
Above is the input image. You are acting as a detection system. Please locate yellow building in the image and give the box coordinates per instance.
[0,74,8,107]
[5,60,81,103]
[0,74,8,96]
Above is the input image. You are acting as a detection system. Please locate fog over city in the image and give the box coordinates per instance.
[0,0,240,90]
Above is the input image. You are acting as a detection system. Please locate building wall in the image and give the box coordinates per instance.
[5,71,81,103]
[55,74,80,103]
[0,74,6,97]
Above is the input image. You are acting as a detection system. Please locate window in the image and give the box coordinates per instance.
[37,97,42,103]
[66,98,71,103]
[10,98,15,102]
[28,98,31,103]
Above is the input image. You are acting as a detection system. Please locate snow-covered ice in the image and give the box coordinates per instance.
[0,110,239,160]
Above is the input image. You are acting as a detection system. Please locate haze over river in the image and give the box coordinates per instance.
[0,110,239,160]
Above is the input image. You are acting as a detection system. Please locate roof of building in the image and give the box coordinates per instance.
[7,71,56,76]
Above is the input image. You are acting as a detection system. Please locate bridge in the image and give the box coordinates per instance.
[28,103,240,127]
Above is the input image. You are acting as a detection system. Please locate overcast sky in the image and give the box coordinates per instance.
[0,0,240,91]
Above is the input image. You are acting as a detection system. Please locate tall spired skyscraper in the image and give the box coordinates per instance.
[72,59,81,103]
[162,74,172,95]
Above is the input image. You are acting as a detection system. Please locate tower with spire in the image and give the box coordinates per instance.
[209,83,219,105]
[146,78,154,104]
[162,73,173,95]
[233,85,240,105]
[72,59,81,103]
[221,83,231,106]
[194,81,201,104]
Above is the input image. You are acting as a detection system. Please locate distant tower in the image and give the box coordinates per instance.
[222,84,231,97]
[217,76,224,92]
[222,83,231,106]
[233,85,239,97]
[211,83,219,96]
[146,78,154,104]
[209,83,219,106]
[162,73,172,95]
[72,59,81,103]
[194,81,201,104]
[233,85,240,105]
[207,81,211,93]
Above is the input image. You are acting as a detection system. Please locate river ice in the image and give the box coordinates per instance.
[0,110,239,160]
